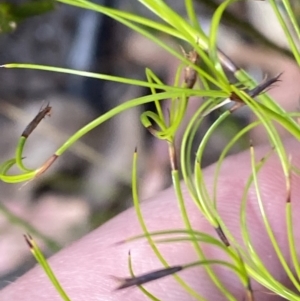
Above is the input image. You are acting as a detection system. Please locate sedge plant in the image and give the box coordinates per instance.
[1,0,300,300]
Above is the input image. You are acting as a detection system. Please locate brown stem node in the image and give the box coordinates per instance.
[36,154,58,177]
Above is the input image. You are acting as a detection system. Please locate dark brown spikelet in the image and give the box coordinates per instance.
[181,47,199,89]
[248,73,282,98]
[22,103,52,138]
[116,266,183,290]
[23,234,33,249]
[229,73,282,105]
[215,225,230,246]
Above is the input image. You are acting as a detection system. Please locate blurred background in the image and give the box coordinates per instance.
[0,0,299,289]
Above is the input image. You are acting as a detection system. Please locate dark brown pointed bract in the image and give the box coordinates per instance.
[24,234,33,249]
[116,266,183,290]
[215,225,230,246]
[21,103,52,138]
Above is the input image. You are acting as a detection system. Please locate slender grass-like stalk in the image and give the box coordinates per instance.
[2,0,300,300]
[24,235,71,301]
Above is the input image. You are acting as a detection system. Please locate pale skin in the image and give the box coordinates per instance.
[1,139,299,301]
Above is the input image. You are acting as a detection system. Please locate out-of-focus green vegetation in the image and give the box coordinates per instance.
[0,0,55,33]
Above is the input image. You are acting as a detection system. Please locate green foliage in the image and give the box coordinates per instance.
[1,0,300,300]
[0,0,55,33]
